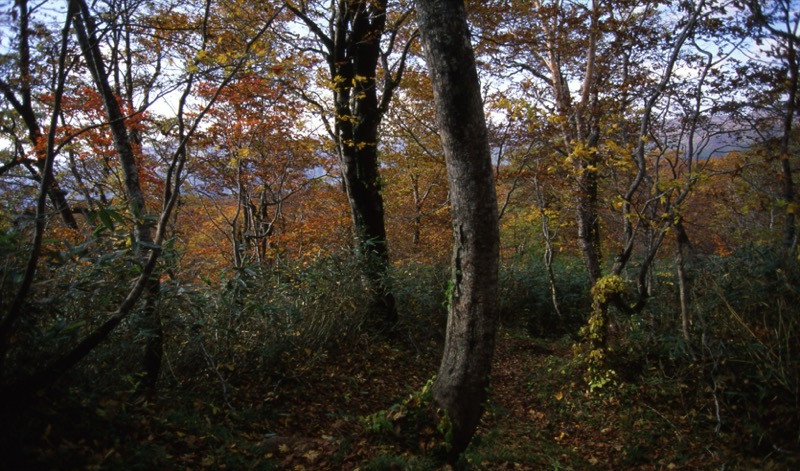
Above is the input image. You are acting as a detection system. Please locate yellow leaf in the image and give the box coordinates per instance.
[303,449,320,462]
[554,391,564,401]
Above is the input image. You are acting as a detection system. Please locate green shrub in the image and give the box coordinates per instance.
[497,253,589,338]
[162,250,376,392]
[612,246,800,457]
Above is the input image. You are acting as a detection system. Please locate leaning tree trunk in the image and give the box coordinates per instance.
[73,0,162,392]
[416,0,501,458]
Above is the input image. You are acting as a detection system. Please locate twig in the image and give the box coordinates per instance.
[641,402,682,440]
[197,335,235,411]
[702,336,723,434]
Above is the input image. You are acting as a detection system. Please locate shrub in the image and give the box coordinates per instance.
[497,252,589,338]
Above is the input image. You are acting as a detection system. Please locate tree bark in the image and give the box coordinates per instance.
[284,0,412,327]
[575,156,602,287]
[330,1,398,326]
[416,0,500,458]
[73,0,162,392]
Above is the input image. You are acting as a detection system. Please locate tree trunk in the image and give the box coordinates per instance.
[675,220,695,359]
[416,0,500,458]
[284,0,406,327]
[532,169,562,319]
[575,158,603,287]
[332,1,397,326]
[0,1,76,379]
[73,0,162,392]
[744,0,799,251]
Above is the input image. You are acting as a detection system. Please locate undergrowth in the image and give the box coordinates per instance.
[0,244,798,469]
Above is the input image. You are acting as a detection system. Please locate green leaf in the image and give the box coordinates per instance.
[98,209,115,231]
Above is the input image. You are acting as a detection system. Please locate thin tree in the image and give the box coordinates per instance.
[72,0,164,392]
[0,0,78,229]
[743,0,799,252]
[1,0,281,403]
[0,0,77,377]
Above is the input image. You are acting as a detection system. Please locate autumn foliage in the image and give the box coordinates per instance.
[1,0,799,469]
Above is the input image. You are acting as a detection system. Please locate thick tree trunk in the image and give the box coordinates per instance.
[285,0,403,327]
[416,0,500,458]
[73,0,162,392]
[332,1,397,326]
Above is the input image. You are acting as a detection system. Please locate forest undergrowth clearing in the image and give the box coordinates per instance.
[6,328,797,470]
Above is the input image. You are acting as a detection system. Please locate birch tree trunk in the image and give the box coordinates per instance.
[674,220,695,359]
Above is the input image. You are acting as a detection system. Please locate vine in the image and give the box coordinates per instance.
[362,377,452,452]
[577,275,625,392]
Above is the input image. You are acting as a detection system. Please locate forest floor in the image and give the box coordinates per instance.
[4,326,798,470]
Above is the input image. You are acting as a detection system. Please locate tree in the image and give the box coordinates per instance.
[282,0,417,327]
[191,73,328,269]
[475,0,721,354]
[416,0,500,457]
[741,0,799,253]
[71,0,165,391]
[0,0,77,377]
[0,0,282,403]
[0,0,78,229]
